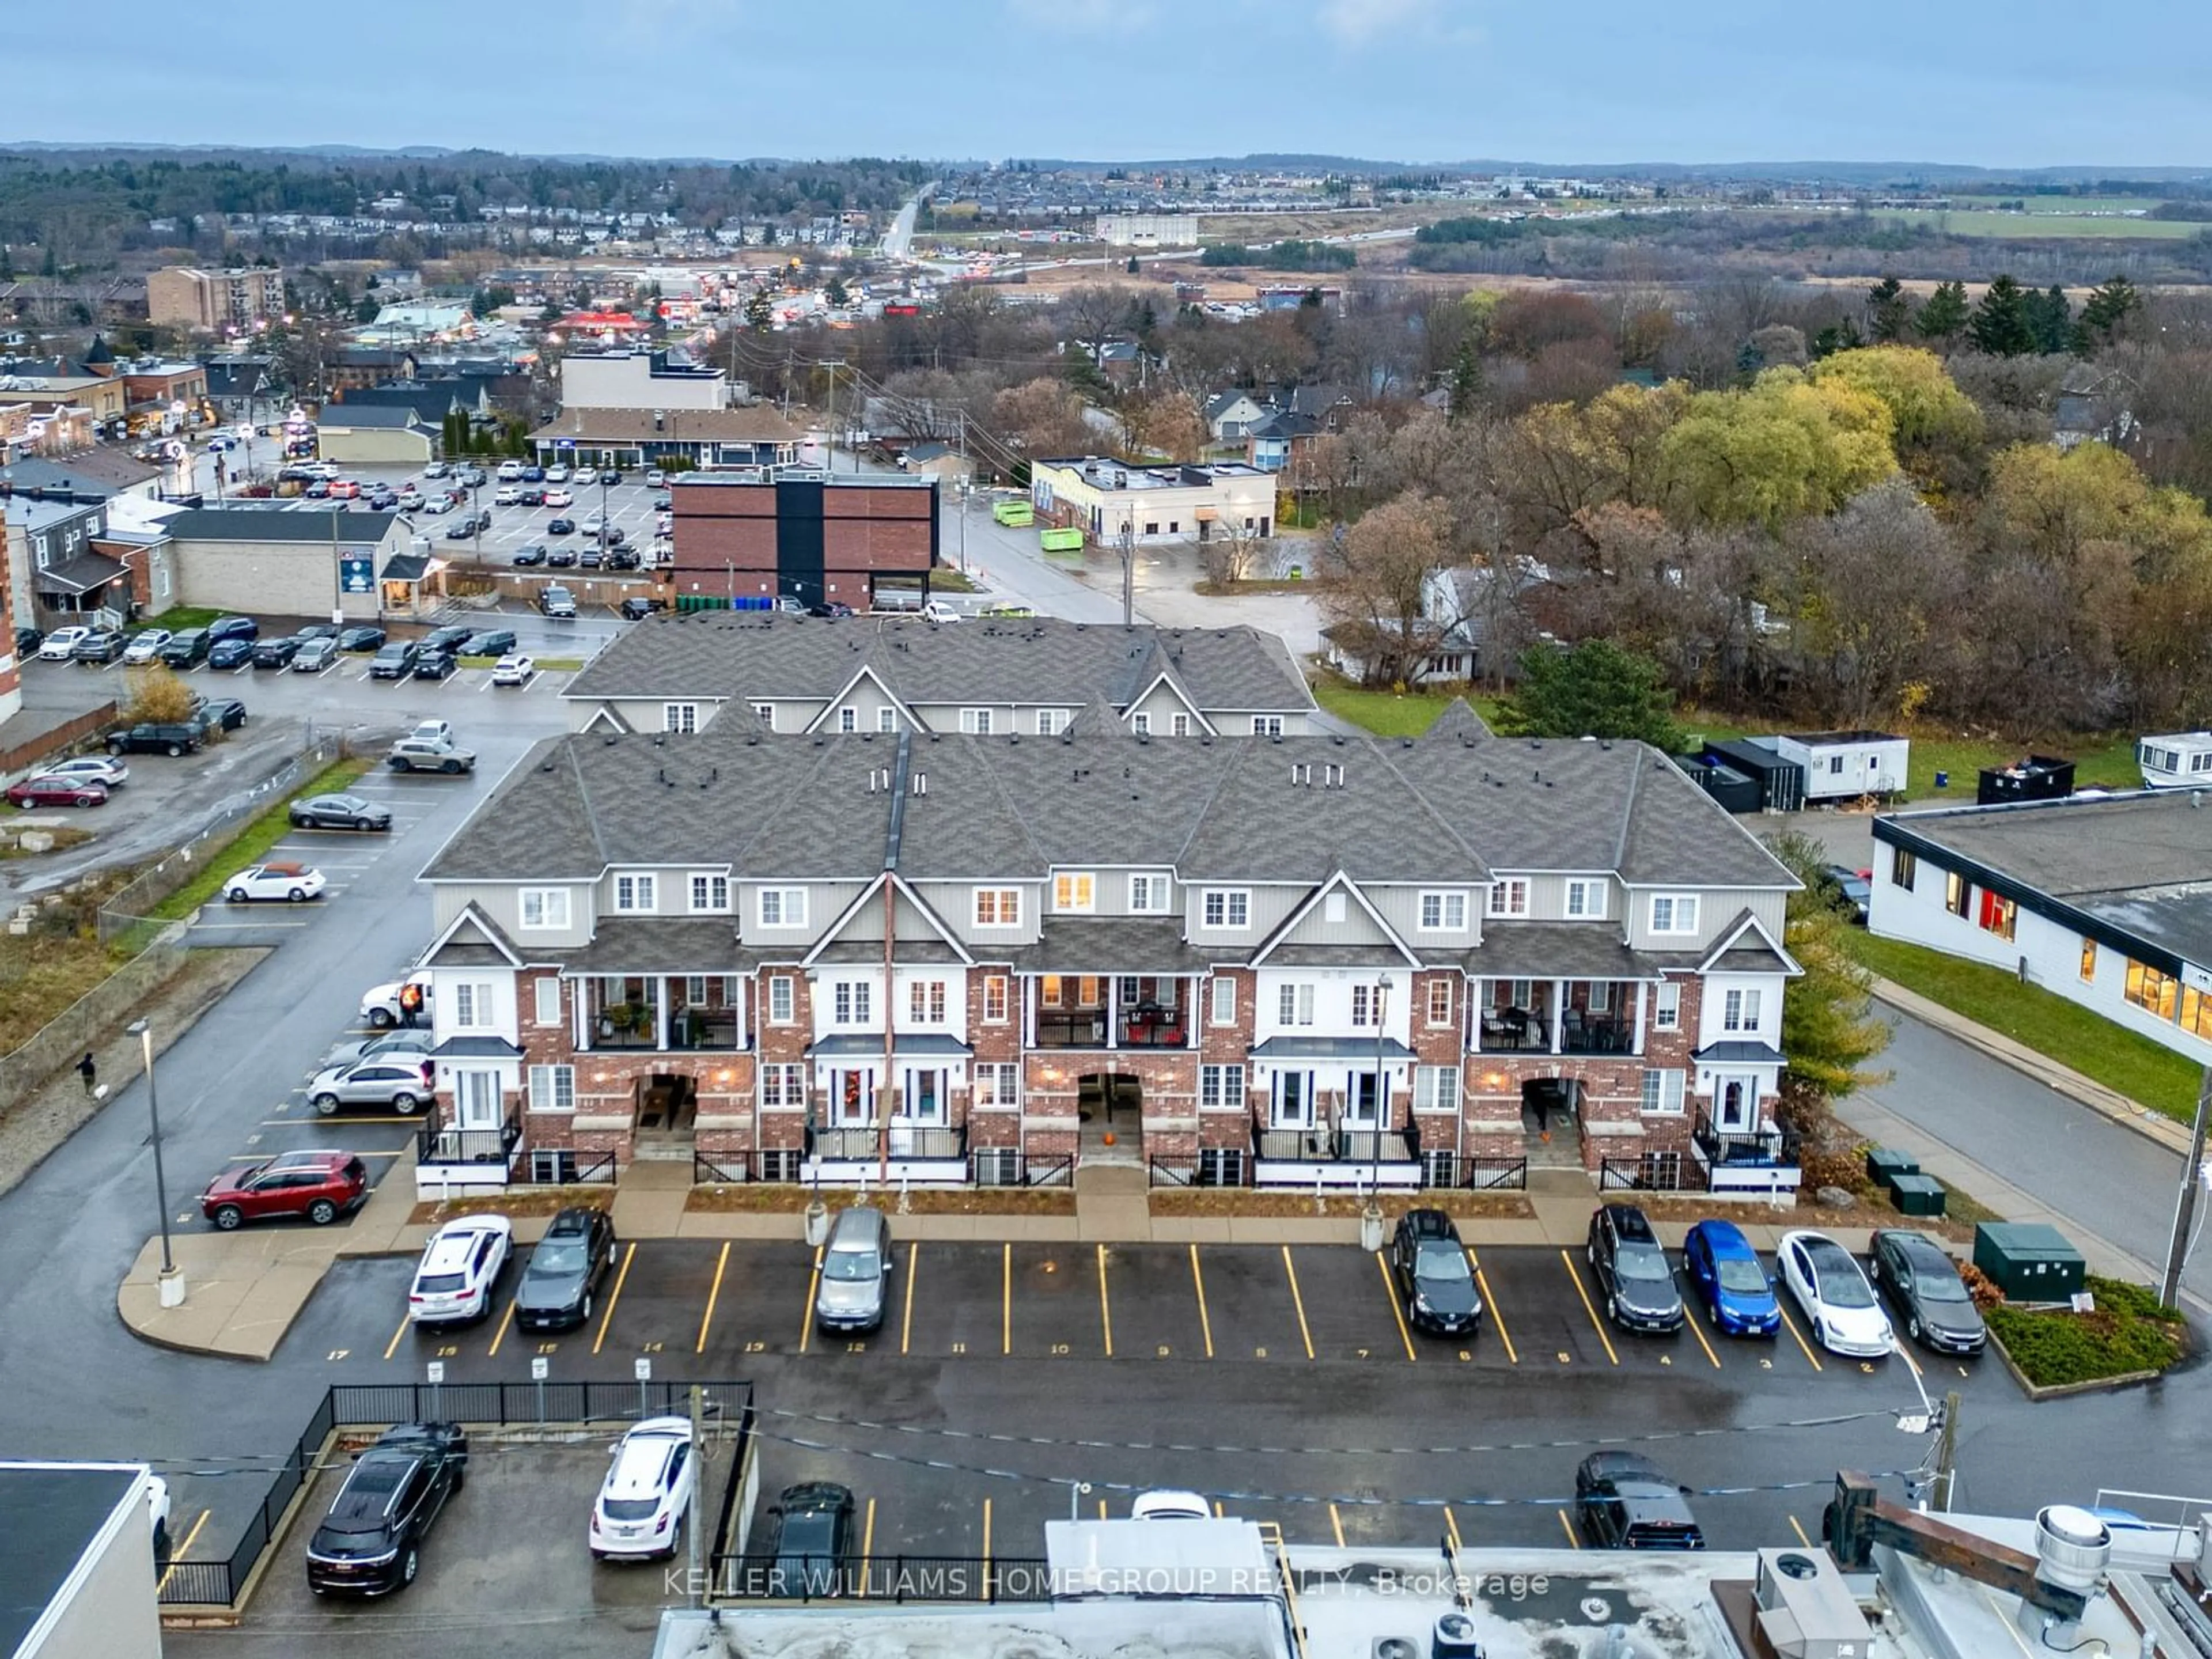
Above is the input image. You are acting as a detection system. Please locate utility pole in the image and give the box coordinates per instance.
[1118,524,1134,626]
[2159,1064,2212,1308]
[1931,1389,1962,1513]
[687,1384,706,1606]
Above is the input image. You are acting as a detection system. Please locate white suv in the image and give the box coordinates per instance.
[408,1216,513,1325]
[590,1418,695,1560]
[496,461,524,482]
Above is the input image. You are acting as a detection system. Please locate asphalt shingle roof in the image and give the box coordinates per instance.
[564,615,1316,718]
[161,507,395,543]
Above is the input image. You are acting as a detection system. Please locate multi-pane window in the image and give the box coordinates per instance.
[1350,984,1380,1027]
[752,703,774,726]
[1171,713,1191,737]
[1640,1069,1686,1114]
[2183,988,2212,1041]
[758,888,806,927]
[768,976,795,1023]
[689,873,729,912]
[1649,894,1699,934]
[1036,710,1060,736]
[1210,976,1236,1025]
[533,977,561,1027]
[960,709,994,734]
[1203,889,1249,928]
[1278,984,1315,1026]
[974,1064,1020,1107]
[1487,879,1529,918]
[1252,716,1283,736]
[838,706,858,733]
[1565,880,1607,919]
[1199,1064,1245,1108]
[1054,873,1096,913]
[1414,1066,1458,1112]
[2126,959,2179,1020]
[907,980,947,1024]
[1722,988,1762,1032]
[833,982,872,1024]
[1653,981,1680,1031]
[1419,891,1467,931]
[982,976,1009,1022]
[974,888,1021,927]
[1131,713,1152,736]
[453,982,494,1028]
[1128,874,1167,912]
[614,874,657,912]
[1426,978,1454,1027]
[662,703,697,733]
[877,706,899,733]
[759,1064,804,1108]
[519,887,571,930]
[528,1065,575,1112]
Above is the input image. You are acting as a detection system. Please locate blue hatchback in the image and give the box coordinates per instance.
[1683,1219,1781,1337]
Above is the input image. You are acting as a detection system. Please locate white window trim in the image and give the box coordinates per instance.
[518,886,571,931]
[960,707,995,734]
[768,975,796,1024]
[1565,879,1608,920]
[1653,980,1681,1031]
[1426,978,1455,1027]
[1128,874,1167,914]
[982,975,1010,1024]
[838,706,858,733]
[528,1063,576,1113]
[1054,872,1097,915]
[1418,890,1468,933]
[532,976,561,1027]
[1210,976,1236,1026]
[662,702,698,733]
[613,873,658,914]
[688,872,730,914]
[1486,878,1529,918]
[1202,888,1251,929]
[972,887,1022,928]
[1649,893,1701,935]
[757,887,808,928]
[1131,712,1152,736]
[1641,1068,1687,1116]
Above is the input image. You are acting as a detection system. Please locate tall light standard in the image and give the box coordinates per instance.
[1361,978,1389,1251]
[128,1018,185,1308]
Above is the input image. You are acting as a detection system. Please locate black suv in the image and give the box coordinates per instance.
[514,1206,618,1332]
[107,722,204,757]
[305,1422,468,1595]
[369,641,420,679]
[206,615,259,645]
[158,629,211,668]
[1574,1451,1705,1550]
[1587,1204,1684,1334]
[1387,1208,1483,1337]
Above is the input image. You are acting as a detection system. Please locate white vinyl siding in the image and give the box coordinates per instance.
[518,887,571,930]
[1649,894,1700,934]
[757,887,806,927]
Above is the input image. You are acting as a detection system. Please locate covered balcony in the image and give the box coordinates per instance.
[580,974,744,1052]
[1476,978,1645,1056]
[1029,974,1193,1050]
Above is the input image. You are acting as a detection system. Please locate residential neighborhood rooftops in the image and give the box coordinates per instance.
[565,614,1317,719]
[1877,789,2212,968]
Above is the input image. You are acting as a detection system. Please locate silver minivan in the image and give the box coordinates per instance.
[814,1206,892,1333]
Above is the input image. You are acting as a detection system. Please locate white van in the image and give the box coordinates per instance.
[496,461,524,482]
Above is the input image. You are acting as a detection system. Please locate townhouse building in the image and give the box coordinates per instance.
[411,703,1801,1196]
[560,613,1320,739]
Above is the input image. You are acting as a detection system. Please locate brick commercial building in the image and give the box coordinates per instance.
[529,406,801,475]
[146,266,285,332]
[667,474,938,612]
[407,700,1803,1197]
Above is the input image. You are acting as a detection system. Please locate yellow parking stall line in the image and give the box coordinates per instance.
[981,1498,994,1600]
[1282,1248,1316,1360]
[1097,1244,1114,1359]
[798,1244,823,1354]
[1558,1509,1582,1549]
[382,1310,412,1362]
[861,1498,876,1579]
[1214,1499,1225,1518]
[592,1241,637,1356]
[1683,1302,1722,1369]
[1897,1340,1924,1380]
[1558,1251,1619,1367]
[156,1508,211,1594]
[486,1296,518,1358]
[899,1243,919,1356]
[1190,1245,1215,1359]
[1776,1302,1824,1372]
[1444,1506,1464,1553]
[1377,1252,1418,1362]
[696,1241,730,1354]
[1789,1514,1813,1548]
[1330,1502,1348,1548]
[1001,1243,1012,1357]
[1097,1498,1109,1520]
[1474,1259,1517,1364]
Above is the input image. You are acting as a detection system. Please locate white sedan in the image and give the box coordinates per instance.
[1777,1229,1895,1358]
[408,1215,513,1325]
[122,630,172,665]
[491,654,535,687]
[223,861,328,903]
[37,626,90,661]
[590,1418,696,1560]
[36,755,128,789]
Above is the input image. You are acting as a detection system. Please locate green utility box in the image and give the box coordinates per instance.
[1866,1146,1920,1186]
[1972,1222,2086,1302]
[1887,1173,1948,1217]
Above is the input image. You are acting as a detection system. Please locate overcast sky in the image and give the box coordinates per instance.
[9,0,2207,168]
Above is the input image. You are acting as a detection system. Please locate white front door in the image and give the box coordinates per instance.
[1716,1075,1755,1132]
[453,1070,501,1130]
[1343,1069,1383,1127]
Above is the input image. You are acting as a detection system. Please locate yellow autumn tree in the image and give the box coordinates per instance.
[1660,368,1898,528]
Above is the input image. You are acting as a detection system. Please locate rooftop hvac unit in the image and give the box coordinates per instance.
[1429,1611,1483,1659]
[1752,1548,1872,1659]
[1373,1641,1418,1659]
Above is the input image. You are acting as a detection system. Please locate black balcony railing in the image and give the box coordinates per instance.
[806,1123,967,1162]
[1034,1010,1107,1048]
[415,1113,522,1168]
[1692,1109,1796,1168]
[1252,1124,1418,1163]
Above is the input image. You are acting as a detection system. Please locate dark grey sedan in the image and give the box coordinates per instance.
[1868,1229,1986,1355]
[289,793,392,832]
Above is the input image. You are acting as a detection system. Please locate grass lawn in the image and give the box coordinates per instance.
[146,757,372,922]
[1872,209,2200,240]
[1891,730,2138,802]
[1986,1276,2186,1388]
[139,606,223,632]
[1847,930,2202,1123]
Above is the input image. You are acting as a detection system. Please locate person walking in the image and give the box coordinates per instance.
[77,1051,97,1096]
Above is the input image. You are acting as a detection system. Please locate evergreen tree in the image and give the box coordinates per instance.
[1495,641,1683,749]
[2024,284,2073,354]
[1866,275,1911,343]
[1809,317,1863,359]
[1967,274,2035,357]
[2074,274,2142,353]
[744,289,774,332]
[1913,279,1969,343]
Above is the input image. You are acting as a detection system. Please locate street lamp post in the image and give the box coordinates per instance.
[1361,978,1388,1251]
[128,1018,186,1308]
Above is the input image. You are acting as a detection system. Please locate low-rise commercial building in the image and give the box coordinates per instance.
[1872,789,2212,1063]
[559,349,730,411]
[0,1462,164,1659]
[530,406,801,474]
[666,472,934,610]
[154,505,418,622]
[1029,457,1275,547]
[313,404,438,467]
[1096,213,1200,247]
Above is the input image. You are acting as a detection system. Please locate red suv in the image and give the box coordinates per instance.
[201,1150,370,1230]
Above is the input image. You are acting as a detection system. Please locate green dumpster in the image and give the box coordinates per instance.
[1887,1173,1947,1218]
[1866,1146,1919,1186]
[1972,1222,2086,1301]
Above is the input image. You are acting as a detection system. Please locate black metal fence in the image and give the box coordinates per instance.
[707,1553,1054,1605]
[970,1149,1073,1187]
[1598,1153,1707,1193]
[158,1379,752,1608]
[1421,1153,1529,1191]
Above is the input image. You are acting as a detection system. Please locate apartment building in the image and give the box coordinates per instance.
[411,704,1800,1195]
[146,266,285,332]
[560,613,1317,737]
